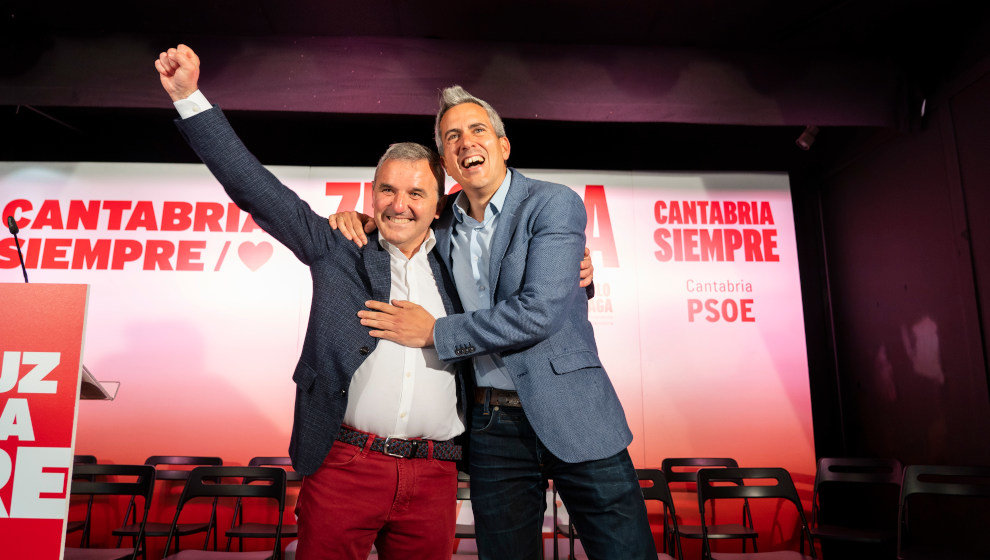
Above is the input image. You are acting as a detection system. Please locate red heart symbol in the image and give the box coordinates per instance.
[238,241,273,271]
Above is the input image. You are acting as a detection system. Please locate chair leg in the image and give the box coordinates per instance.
[568,523,575,560]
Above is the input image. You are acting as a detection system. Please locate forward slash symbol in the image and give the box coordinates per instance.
[214,241,231,271]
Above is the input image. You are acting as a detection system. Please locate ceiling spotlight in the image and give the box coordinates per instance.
[795,125,819,151]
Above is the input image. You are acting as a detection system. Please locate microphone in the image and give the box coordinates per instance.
[6,215,29,283]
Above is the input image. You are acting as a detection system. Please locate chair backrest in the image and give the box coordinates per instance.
[145,455,224,480]
[637,468,683,560]
[662,457,747,527]
[815,457,902,486]
[897,464,990,558]
[662,457,739,484]
[697,467,815,558]
[70,464,157,559]
[71,463,157,501]
[164,466,287,556]
[248,456,303,481]
[812,457,902,527]
[74,454,98,465]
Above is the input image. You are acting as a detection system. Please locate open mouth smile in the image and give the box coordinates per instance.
[460,155,485,169]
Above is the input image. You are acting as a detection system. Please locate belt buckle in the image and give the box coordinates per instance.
[382,437,406,458]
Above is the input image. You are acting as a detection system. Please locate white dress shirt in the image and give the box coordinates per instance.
[449,170,516,389]
[342,231,463,440]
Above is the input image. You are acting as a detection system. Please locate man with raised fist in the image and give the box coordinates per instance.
[155,44,465,560]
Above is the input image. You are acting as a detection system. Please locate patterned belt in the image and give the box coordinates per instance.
[336,425,462,462]
[474,387,523,408]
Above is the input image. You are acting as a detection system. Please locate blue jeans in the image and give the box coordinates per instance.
[469,402,656,560]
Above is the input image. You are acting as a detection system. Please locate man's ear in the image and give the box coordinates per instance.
[435,194,447,219]
[500,137,511,161]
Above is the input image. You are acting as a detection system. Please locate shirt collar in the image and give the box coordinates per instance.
[452,169,512,224]
[377,228,437,259]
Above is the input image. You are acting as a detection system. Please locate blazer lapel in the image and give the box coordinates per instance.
[428,248,460,315]
[433,199,455,272]
[362,233,392,303]
[488,169,528,298]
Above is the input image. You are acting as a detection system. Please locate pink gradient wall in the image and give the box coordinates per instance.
[1,162,813,552]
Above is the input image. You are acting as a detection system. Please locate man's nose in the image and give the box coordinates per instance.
[391,192,408,211]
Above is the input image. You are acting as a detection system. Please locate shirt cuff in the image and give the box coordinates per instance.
[173,90,212,119]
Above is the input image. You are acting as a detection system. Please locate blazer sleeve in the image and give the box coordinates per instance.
[174,105,335,265]
[432,185,587,361]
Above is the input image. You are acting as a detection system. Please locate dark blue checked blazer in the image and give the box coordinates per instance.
[176,107,465,476]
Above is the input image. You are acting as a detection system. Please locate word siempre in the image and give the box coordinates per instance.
[654,200,779,262]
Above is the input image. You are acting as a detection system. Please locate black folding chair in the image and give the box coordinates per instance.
[225,457,301,552]
[637,468,684,560]
[810,457,901,557]
[454,470,476,543]
[113,456,223,556]
[697,467,816,560]
[64,464,156,560]
[662,458,758,552]
[162,466,286,560]
[67,454,99,547]
[897,464,990,560]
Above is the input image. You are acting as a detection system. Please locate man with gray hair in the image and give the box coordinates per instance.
[156,44,466,559]
[348,85,656,558]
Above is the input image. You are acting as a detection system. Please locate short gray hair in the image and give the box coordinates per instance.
[434,85,506,156]
[374,142,445,198]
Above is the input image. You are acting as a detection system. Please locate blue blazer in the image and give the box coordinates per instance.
[432,170,633,463]
[176,107,465,476]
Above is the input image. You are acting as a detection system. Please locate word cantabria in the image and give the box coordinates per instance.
[1,199,261,271]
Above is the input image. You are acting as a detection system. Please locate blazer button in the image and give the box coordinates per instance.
[359,346,370,356]
[340,389,347,397]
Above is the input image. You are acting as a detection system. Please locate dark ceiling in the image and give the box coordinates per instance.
[1,1,988,170]
[6,1,987,55]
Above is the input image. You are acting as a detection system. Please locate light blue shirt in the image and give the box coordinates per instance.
[450,170,515,390]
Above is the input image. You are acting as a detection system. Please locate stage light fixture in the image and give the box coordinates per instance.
[795,125,819,151]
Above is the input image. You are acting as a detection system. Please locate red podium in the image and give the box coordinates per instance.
[0,283,90,559]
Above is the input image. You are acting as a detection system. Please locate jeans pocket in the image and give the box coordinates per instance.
[429,457,459,474]
[323,441,363,467]
[494,408,525,424]
[472,407,525,434]
[471,408,500,433]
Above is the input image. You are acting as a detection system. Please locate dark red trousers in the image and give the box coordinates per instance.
[295,435,458,559]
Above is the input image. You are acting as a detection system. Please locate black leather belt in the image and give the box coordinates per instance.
[475,387,523,408]
[335,425,461,461]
